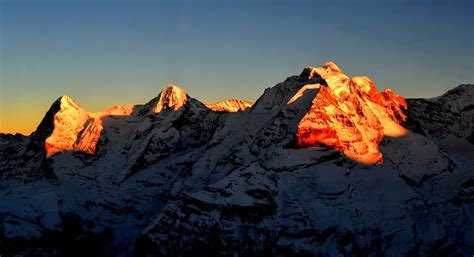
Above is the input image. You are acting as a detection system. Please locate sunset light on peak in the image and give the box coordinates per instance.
[294,62,408,164]
[153,83,188,113]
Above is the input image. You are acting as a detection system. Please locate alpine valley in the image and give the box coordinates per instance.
[0,62,472,257]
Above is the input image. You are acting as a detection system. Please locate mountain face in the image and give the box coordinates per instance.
[293,63,407,164]
[0,62,472,257]
[43,96,99,157]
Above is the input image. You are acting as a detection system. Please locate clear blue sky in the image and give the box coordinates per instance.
[1,0,473,134]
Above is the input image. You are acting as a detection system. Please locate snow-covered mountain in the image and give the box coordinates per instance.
[292,63,408,164]
[0,62,472,257]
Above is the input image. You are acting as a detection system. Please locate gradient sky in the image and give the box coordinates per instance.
[1,0,473,135]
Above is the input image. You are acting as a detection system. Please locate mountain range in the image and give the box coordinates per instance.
[0,62,472,257]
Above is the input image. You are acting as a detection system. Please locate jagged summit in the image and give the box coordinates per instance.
[57,95,81,108]
[27,96,73,154]
[243,61,408,164]
[153,83,188,113]
[293,61,408,164]
[299,61,341,81]
[308,61,343,75]
[40,95,91,157]
[322,60,342,72]
[32,95,115,157]
[42,95,82,121]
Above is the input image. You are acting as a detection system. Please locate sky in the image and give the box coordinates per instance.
[0,0,473,135]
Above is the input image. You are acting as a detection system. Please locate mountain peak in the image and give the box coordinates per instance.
[29,95,91,157]
[322,61,342,73]
[294,62,408,164]
[165,83,181,91]
[55,95,82,110]
[153,83,188,112]
[299,61,342,82]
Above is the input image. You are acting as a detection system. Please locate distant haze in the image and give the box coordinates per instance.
[1,0,473,135]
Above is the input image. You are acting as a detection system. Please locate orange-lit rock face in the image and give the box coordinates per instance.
[44,98,137,157]
[44,103,142,158]
[205,99,254,112]
[153,84,187,113]
[295,62,407,164]
[44,96,101,157]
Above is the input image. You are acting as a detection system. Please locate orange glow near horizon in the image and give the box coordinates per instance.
[0,105,46,136]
